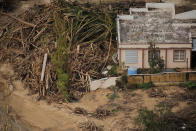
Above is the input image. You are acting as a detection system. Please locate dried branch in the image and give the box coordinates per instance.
[33,26,47,42]
[0,12,36,27]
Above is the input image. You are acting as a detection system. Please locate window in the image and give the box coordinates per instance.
[148,50,160,62]
[148,8,157,11]
[173,50,185,62]
[193,39,196,50]
[125,50,138,64]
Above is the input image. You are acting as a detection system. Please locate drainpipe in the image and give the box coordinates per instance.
[187,58,188,71]
[116,16,120,66]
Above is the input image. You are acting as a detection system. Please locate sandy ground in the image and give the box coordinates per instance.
[0,63,192,131]
[0,0,195,130]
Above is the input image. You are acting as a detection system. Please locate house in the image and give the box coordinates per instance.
[117,3,196,69]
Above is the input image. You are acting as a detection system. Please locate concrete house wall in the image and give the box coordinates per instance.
[119,48,191,69]
[117,3,193,69]
[119,43,192,68]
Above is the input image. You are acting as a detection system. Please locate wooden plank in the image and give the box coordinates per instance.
[41,53,48,82]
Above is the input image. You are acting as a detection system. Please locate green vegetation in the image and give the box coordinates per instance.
[135,103,176,131]
[111,104,121,113]
[107,93,119,100]
[57,0,115,46]
[52,10,70,100]
[115,74,128,90]
[184,81,196,89]
[137,82,155,90]
[121,74,128,84]
[107,86,119,100]
[112,108,119,112]
[108,65,118,76]
[148,42,164,74]
[119,62,125,70]
[52,0,117,99]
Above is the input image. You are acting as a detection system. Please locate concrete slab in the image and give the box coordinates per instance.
[90,77,119,91]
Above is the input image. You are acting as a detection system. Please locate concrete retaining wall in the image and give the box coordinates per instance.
[128,72,196,84]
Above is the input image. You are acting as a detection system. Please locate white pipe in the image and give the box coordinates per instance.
[41,53,47,82]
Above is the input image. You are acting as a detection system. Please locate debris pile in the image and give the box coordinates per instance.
[79,121,104,131]
[148,88,166,98]
[93,107,112,119]
[0,0,143,101]
[165,105,196,131]
[0,4,58,98]
[0,0,117,101]
[74,107,88,115]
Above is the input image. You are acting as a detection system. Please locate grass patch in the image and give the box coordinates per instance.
[107,93,119,100]
[107,86,119,100]
[184,81,196,90]
[111,108,119,112]
[136,82,155,90]
[135,103,177,131]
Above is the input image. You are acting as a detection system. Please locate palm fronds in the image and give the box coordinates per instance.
[53,0,117,100]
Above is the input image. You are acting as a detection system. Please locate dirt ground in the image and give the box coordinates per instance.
[1,0,196,131]
[1,63,196,131]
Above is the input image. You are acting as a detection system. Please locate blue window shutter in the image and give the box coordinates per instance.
[125,50,138,64]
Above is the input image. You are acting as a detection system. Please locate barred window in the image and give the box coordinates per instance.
[174,50,185,62]
[148,50,160,62]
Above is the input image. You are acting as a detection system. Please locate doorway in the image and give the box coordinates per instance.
[191,51,196,69]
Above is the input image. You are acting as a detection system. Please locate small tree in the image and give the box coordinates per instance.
[148,42,164,74]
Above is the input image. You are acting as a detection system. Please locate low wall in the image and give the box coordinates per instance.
[90,77,119,91]
[128,72,196,85]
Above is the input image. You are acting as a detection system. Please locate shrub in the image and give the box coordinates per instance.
[112,108,119,113]
[137,81,155,90]
[52,12,70,100]
[119,62,125,70]
[148,42,164,74]
[107,86,119,100]
[115,74,128,90]
[108,93,119,100]
[135,103,176,131]
[108,65,118,76]
[184,81,196,90]
[121,74,128,84]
